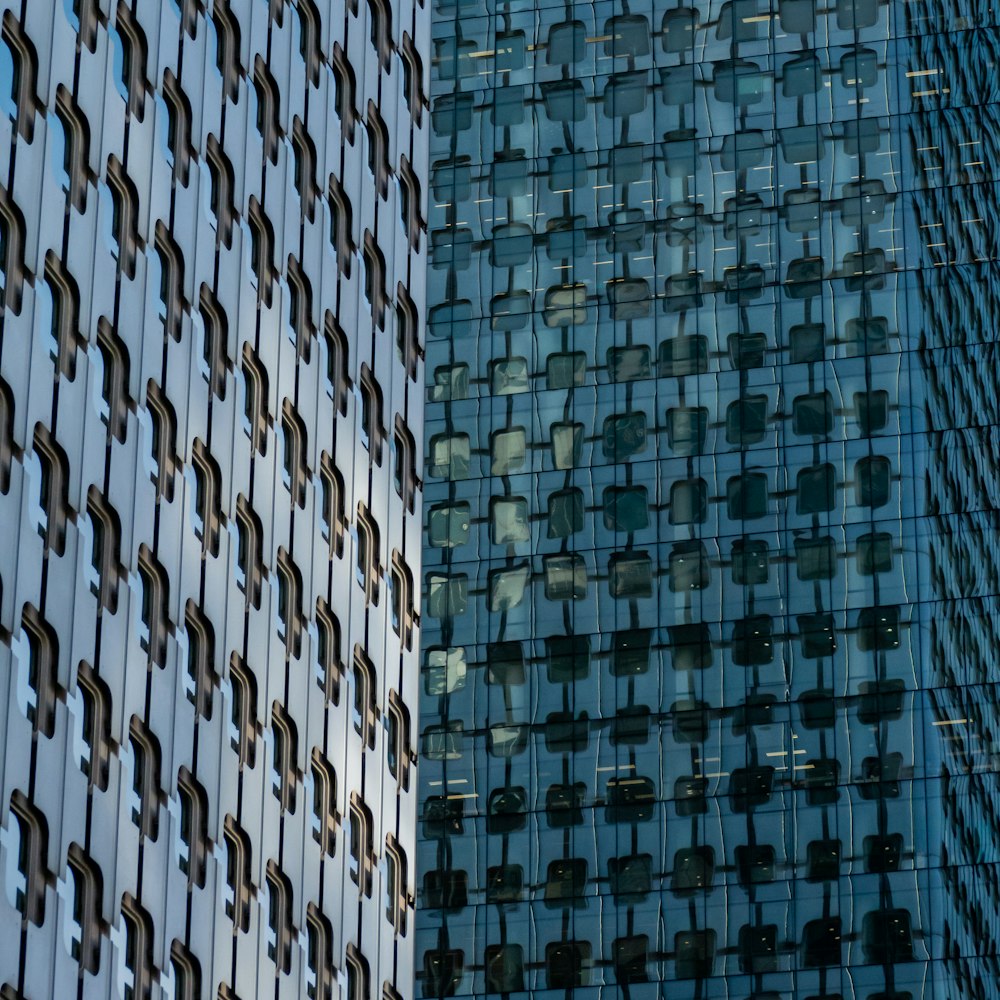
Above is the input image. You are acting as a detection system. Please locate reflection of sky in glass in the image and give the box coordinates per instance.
[418,3,1000,996]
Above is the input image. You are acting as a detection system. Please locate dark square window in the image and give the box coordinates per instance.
[670,623,712,670]
[732,538,769,584]
[732,616,773,666]
[545,782,586,827]
[674,930,715,980]
[739,923,777,974]
[674,776,708,816]
[729,766,774,812]
[604,485,649,532]
[669,540,709,591]
[613,629,650,675]
[790,322,825,363]
[726,396,767,445]
[670,478,707,524]
[611,705,650,745]
[855,388,889,434]
[736,845,775,886]
[613,936,648,984]
[733,694,776,734]
[671,846,715,895]
[797,463,836,514]
[798,689,835,729]
[544,711,589,753]
[546,634,590,682]
[671,700,709,743]
[667,406,708,455]
[545,942,590,989]
[804,758,840,805]
[859,752,902,799]
[547,488,584,538]
[802,917,842,967]
[607,776,656,824]
[487,642,525,686]
[858,679,905,725]
[793,391,834,437]
[484,945,524,994]
[862,909,913,965]
[424,869,469,910]
[608,854,652,901]
[544,859,587,909]
[807,839,840,882]
[659,335,708,376]
[486,864,523,904]
[798,613,836,658]
[845,315,888,355]
[855,455,891,508]
[603,412,648,460]
[858,531,892,574]
[727,472,768,520]
[727,332,767,369]
[795,536,836,580]
[864,833,903,873]
[857,606,900,652]
[487,787,527,834]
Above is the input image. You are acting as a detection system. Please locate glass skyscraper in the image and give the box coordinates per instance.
[419,2,1000,998]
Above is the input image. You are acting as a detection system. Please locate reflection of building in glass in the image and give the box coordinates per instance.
[419,1,1000,998]
[0,2,424,998]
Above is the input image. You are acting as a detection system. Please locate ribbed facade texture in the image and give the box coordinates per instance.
[418,1,1000,999]
[0,1,425,998]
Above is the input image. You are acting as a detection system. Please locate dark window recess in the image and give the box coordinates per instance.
[736,844,775,887]
[671,846,715,895]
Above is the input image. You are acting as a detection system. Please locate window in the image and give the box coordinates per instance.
[252,55,281,162]
[83,503,113,614]
[546,942,590,989]
[669,478,707,524]
[362,231,387,328]
[146,379,178,500]
[422,949,463,997]
[95,319,130,442]
[270,701,299,812]
[75,662,112,789]
[31,422,70,557]
[228,655,258,768]
[222,816,253,932]
[485,946,524,993]
[305,905,334,1000]
[323,313,351,414]
[120,894,154,1000]
[168,941,201,1000]
[296,0,322,84]
[137,544,169,667]
[161,68,192,182]
[43,251,82,379]
[349,793,374,895]
[0,184,27,315]
[395,285,421,381]
[855,455,891,508]
[356,505,381,603]
[291,118,318,221]
[234,495,264,608]
[154,222,185,341]
[313,598,342,703]
[19,605,56,738]
[176,767,208,887]
[318,455,346,557]
[66,843,103,972]
[726,396,767,445]
[346,945,370,1000]
[1,12,38,141]
[54,85,90,212]
[280,399,309,507]
[191,439,222,556]
[365,103,391,199]
[106,155,140,276]
[310,749,338,855]
[387,691,412,788]
[331,43,357,139]
[182,600,216,719]
[390,551,416,648]
[327,175,355,277]
[113,1,149,119]
[265,861,293,972]
[212,0,243,102]
[247,197,275,305]
[352,646,378,748]
[275,549,303,656]
[400,33,425,123]
[205,135,235,249]
[428,432,470,479]
[739,923,778,974]
[397,155,422,248]
[727,471,768,520]
[7,790,48,925]
[127,716,161,840]
[385,836,409,933]
[286,254,316,360]
[240,344,270,455]
[198,284,230,398]
[674,930,716,980]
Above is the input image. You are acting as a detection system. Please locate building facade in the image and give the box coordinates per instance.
[419,2,1000,999]
[0,0,425,998]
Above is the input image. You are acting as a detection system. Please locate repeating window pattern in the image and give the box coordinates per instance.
[419,2,1000,999]
[0,2,422,999]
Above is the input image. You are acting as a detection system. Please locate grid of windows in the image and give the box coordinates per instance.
[0,2,423,998]
[419,1,1000,998]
